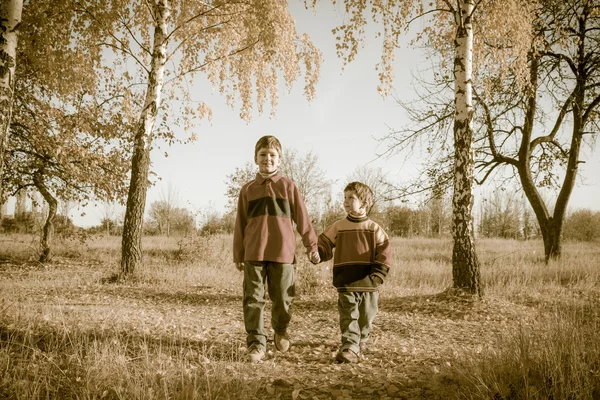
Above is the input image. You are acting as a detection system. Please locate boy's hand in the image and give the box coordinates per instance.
[235,262,244,271]
[370,274,384,286]
[308,251,320,264]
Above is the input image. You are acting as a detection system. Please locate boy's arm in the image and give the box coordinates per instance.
[290,183,318,254]
[317,232,335,262]
[371,225,392,283]
[232,188,247,263]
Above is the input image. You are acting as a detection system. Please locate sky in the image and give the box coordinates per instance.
[6,2,600,227]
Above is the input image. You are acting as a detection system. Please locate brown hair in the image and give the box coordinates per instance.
[344,181,374,214]
[254,135,282,158]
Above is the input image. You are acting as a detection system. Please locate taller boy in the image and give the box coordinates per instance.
[233,135,320,363]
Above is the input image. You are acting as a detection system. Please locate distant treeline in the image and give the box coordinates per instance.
[2,202,598,242]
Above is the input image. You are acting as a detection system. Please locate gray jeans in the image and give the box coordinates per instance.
[338,291,379,354]
[243,261,295,350]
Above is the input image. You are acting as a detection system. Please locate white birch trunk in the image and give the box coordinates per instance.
[451,0,481,295]
[121,0,170,275]
[0,0,23,218]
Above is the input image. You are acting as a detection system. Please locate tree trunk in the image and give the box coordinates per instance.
[0,0,22,215]
[451,0,481,296]
[15,187,27,217]
[120,0,170,276]
[517,22,587,263]
[540,219,561,260]
[33,171,57,263]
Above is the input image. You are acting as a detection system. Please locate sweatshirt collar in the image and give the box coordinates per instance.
[255,170,282,184]
[346,213,368,223]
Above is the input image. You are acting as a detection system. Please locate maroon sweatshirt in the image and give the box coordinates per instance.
[233,171,318,264]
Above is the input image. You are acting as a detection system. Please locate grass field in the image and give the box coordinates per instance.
[1,233,599,399]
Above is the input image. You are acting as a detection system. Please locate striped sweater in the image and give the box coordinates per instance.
[317,215,392,292]
[233,171,317,264]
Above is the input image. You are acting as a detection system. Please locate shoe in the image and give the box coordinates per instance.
[336,349,359,364]
[274,331,290,352]
[359,342,367,354]
[247,346,265,363]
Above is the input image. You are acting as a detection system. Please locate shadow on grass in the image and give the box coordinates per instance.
[94,275,244,308]
[0,322,274,400]
[295,289,481,321]
[0,318,244,364]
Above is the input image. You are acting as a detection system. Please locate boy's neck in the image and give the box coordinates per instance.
[259,170,278,179]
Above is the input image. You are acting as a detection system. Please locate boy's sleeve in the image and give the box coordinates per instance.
[317,230,335,262]
[290,183,318,254]
[232,188,247,263]
[371,224,392,283]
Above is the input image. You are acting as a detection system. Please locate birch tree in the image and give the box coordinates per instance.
[77,0,322,276]
[311,0,534,295]
[0,0,22,218]
[388,0,599,261]
[4,0,131,262]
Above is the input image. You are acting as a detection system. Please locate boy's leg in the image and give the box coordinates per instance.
[266,262,294,335]
[358,291,379,350]
[337,292,361,355]
[243,261,268,351]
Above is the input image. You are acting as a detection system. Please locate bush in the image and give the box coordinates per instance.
[1,212,37,234]
[175,232,231,267]
[563,209,600,242]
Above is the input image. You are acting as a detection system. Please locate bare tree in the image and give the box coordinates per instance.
[345,166,391,215]
[475,0,600,260]
[224,162,257,213]
[147,200,194,237]
[280,148,333,216]
[157,181,181,237]
[98,201,120,236]
[478,190,521,239]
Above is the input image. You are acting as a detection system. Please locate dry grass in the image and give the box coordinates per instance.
[1,233,599,399]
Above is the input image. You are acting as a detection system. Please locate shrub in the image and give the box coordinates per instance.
[563,209,600,242]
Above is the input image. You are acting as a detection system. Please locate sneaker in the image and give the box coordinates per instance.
[274,331,290,352]
[359,342,367,354]
[335,349,359,364]
[247,346,265,363]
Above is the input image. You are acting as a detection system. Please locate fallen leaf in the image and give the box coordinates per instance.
[273,378,293,387]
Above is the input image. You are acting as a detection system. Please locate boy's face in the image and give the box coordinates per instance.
[255,146,280,174]
[344,190,365,215]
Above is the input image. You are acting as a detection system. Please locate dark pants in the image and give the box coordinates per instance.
[338,291,379,354]
[243,261,294,350]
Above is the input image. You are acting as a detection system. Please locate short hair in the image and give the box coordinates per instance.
[344,181,374,214]
[254,135,282,158]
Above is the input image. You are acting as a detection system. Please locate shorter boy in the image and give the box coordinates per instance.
[315,182,392,363]
[233,135,320,363]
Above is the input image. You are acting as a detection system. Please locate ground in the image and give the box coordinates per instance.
[1,254,567,400]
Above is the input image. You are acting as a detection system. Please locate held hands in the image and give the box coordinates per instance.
[308,251,320,264]
[235,262,244,271]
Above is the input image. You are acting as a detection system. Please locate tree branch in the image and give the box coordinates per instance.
[531,87,576,150]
